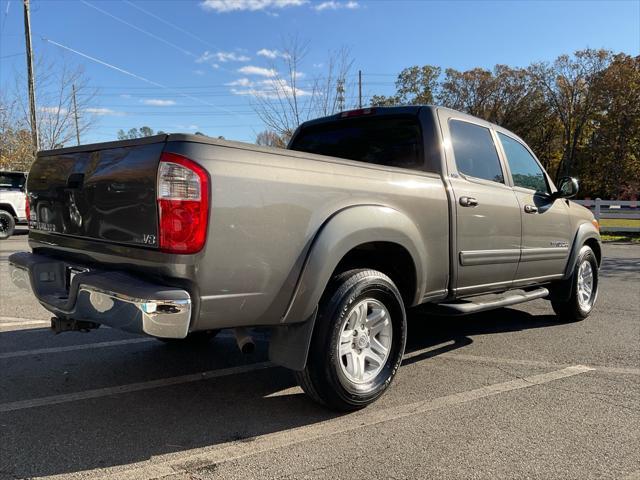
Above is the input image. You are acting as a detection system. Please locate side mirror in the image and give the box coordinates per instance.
[555,176,579,199]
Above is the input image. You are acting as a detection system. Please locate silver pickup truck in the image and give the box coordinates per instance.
[10,106,601,410]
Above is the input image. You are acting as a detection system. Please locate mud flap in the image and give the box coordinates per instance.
[268,307,318,371]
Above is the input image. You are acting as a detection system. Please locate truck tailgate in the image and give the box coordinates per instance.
[27,138,165,248]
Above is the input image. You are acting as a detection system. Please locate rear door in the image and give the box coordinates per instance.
[495,131,571,282]
[438,110,521,296]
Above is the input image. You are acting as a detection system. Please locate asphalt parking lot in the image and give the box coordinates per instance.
[0,231,638,480]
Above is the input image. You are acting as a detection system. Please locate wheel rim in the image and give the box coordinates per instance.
[0,216,8,235]
[577,260,595,310]
[337,298,392,385]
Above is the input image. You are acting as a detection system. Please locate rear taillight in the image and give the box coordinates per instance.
[25,195,30,227]
[157,152,209,254]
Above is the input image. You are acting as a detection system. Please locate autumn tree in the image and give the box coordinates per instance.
[256,130,287,148]
[529,49,612,180]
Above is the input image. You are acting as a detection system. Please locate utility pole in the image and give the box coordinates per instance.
[358,70,362,109]
[72,84,80,145]
[336,78,345,112]
[23,0,39,153]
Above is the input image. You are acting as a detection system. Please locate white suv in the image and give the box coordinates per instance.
[0,171,28,239]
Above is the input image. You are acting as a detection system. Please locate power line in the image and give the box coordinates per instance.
[41,36,247,119]
[123,0,218,51]
[80,0,195,58]
[0,52,24,59]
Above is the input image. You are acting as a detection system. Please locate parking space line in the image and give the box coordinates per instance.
[0,361,274,413]
[0,321,50,332]
[0,338,155,359]
[439,352,640,376]
[72,365,594,480]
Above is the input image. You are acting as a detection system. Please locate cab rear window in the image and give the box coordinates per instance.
[289,116,424,170]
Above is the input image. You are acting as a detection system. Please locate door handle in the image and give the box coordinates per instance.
[459,196,478,207]
[524,204,538,214]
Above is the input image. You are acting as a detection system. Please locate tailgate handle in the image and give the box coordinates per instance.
[66,173,85,189]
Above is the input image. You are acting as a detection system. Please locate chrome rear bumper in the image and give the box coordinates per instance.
[9,252,191,339]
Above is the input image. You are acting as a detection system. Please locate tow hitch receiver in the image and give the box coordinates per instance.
[51,317,100,334]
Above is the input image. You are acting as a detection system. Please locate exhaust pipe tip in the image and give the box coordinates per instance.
[234,328,255,354]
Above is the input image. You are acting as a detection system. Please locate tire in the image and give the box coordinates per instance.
[295,269,407,411]
[551,245,599,321]
[157,329,220,345]
[0,210,15,240]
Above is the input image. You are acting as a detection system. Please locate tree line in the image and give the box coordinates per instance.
[368,49,639,200]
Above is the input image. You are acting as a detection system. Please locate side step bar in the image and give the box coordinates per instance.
[430,287,549,315]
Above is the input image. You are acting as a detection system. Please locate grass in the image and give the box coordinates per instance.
[600,233,640,243]
[599,218,640,228]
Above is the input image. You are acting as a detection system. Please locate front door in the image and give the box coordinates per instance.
[495,131,572,282]
[439,112,522,296]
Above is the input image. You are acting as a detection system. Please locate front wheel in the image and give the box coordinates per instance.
[0,210,15,240]
[296,269,407,411]
[551,245,599,321]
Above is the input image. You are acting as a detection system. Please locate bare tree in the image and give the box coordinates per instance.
[13,58,98,151]
[250,37,354,142]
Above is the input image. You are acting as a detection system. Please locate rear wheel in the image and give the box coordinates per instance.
[0,210,15,240]
[551,245,598,321]
[296,269,407,411]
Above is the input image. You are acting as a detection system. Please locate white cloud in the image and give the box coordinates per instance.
[120,94,132,99]
[312,63,324,68]
[40,106,68,114]
[314,0,359,11]
[257,48,282,59]
[176,124,200,131]
[200,0,306,13]
[237,65,278,77]
[197,50,250,64]
[230,78,311,99]
[141,99,177,107]
[193,69,205,76]
[226,78,254,87]
[85,108,124,116]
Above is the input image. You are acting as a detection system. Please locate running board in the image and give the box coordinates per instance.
[430,287,549,315]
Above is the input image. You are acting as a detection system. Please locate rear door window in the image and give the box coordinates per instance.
[289,116,424,170]
[498,133,549,193]
[449,120,504,184]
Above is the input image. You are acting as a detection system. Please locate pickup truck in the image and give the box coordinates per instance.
[0,171,28,239]
[9,106,601,410]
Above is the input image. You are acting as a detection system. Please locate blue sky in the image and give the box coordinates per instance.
[1,0,639,144]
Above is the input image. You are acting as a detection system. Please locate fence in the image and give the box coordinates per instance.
[574,199,640,233]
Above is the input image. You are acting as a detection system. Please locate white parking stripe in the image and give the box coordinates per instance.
[440,352,640,376]
[0,361,274,413]
[0,321,50,332]
[0,338,154,359]
[66,365,594,480]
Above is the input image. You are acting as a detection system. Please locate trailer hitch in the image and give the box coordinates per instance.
[51,317,100,334]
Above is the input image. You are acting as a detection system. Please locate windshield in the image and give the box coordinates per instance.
[289,116,423,170]
[0,172,26,190]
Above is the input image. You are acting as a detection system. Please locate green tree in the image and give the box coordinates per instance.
[117,126,155,140]
[371,65,440,107]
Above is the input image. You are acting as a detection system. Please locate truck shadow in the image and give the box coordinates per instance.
[0,306,565,479]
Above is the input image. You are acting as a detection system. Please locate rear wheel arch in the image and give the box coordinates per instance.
[282,205,427,324]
